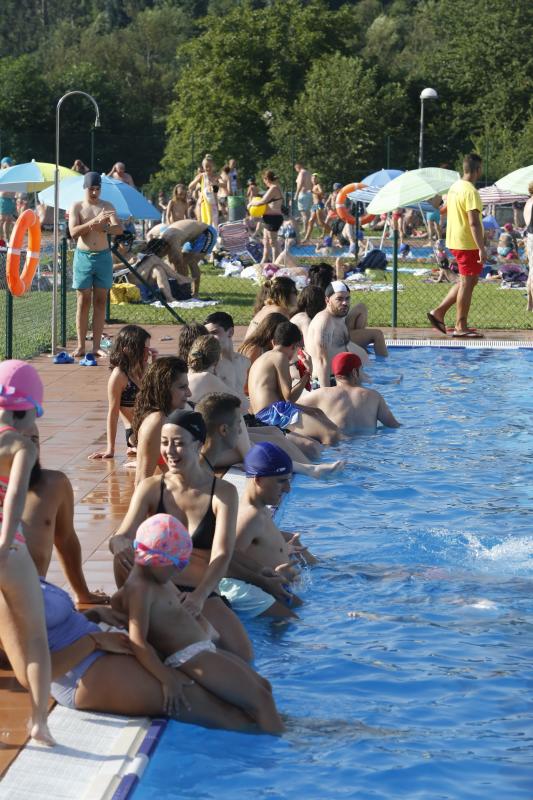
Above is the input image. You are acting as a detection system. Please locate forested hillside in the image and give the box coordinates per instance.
[0,0,531,188]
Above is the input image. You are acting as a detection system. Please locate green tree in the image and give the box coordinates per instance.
[158,0,358,186]
[269,54,408,187]
[396,0,533,167]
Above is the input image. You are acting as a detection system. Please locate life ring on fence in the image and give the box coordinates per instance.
[335,183,375,227]
[6,209,41,297]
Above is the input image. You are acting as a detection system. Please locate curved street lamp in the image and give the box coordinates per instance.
[51,91,100,354]
[418,87,438,170]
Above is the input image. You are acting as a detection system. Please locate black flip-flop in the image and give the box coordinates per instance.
[427,311,447,335]
[452,330,484,339]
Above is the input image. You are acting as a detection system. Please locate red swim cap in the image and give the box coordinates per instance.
[331,352,361,377]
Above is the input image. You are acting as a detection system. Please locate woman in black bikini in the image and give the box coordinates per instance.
[249,170,284,264]
[89,325,153,460]
[109,409,253,662]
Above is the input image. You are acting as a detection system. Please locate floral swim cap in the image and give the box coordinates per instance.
[134,513,192,569]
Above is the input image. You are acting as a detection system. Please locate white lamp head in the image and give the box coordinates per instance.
[420,87,438,101]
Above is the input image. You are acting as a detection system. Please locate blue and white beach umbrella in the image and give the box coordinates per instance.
[38,174,160,220]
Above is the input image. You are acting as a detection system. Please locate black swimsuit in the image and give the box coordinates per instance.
[156,475,231,605]
[156,474,217,550]
[120,375,139,408]
[120,375,139,446]
[263,192,284,232]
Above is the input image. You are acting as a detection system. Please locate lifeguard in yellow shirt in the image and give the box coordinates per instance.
[427,153,486,338]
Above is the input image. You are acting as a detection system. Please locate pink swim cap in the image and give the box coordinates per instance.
[134,513,192,569]
[0,359,43,417]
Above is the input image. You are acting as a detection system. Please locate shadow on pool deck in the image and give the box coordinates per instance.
[1,322,532,777]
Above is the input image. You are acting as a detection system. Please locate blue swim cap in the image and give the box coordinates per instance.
[1,156,13,166]
[244,442,293,478]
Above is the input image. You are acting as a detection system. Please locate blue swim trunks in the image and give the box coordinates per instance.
[73,248,113,290]
[427,210,441,224]
[0,196,16,216]
[182,225,217,255]
[297,192,312,213]
[255,401,300,430]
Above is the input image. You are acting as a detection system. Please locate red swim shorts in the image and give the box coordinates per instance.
[451,248,483,276]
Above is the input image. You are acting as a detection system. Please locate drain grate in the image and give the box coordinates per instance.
[385,339,533,349]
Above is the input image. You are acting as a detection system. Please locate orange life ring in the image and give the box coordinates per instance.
[6,209,41,297]
[335,183,375,227]
[439,204,447,217]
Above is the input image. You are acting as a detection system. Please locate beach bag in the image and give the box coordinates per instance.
[110,283,141,304]
[246,240,263,262]
[358,249,387,271]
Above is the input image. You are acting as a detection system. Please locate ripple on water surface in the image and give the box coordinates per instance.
[136,349,533,800]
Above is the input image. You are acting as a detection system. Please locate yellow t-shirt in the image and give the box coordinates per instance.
[445,179,482,250]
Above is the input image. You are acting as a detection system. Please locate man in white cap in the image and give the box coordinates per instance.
[306,281,368,388]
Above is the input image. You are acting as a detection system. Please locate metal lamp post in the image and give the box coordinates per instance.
[51,91,100,355]
[418,87,438,169]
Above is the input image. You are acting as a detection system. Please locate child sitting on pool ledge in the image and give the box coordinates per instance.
[247,321,340,445]
[221,443,316,618]
[114,513,284,733]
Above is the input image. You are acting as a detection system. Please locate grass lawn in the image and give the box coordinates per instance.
[106,261,533,331]
[2,261,531,360]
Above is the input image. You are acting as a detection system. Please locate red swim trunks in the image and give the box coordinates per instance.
[451,249,483,276]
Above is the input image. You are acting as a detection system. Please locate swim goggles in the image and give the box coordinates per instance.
[133,539,189,570]
[0,385,43,417]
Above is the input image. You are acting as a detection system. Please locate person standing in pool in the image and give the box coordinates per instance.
[68,172,123,358]
[306,281,368,388]
[298,353,400,433]
[427,153,486,339]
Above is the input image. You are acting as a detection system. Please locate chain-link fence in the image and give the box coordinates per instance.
[2,235,532,362]
[344,235,533,330]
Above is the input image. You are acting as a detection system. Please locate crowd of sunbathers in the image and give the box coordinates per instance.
[0,268,401,742]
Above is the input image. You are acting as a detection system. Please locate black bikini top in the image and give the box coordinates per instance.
[120,375,139,408]
[156,475,217,550]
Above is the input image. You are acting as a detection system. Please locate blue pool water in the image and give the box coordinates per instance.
[290,244,434,259]
[135,347,533,800]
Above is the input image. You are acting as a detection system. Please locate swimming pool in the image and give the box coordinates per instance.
[134,347,533,800]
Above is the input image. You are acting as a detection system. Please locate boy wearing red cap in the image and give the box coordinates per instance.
[299,352,400,433]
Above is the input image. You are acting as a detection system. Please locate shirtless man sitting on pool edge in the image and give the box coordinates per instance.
[306,281,368,389]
